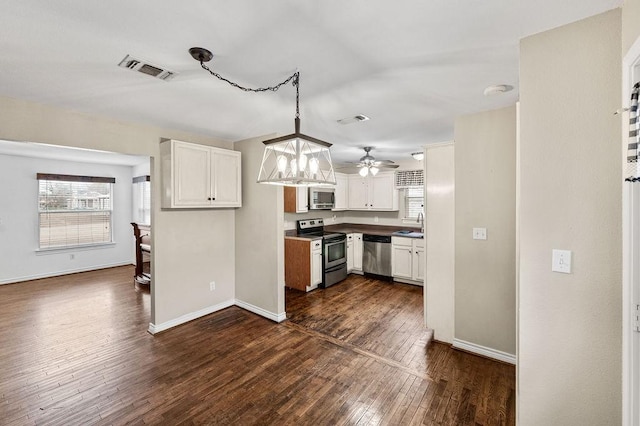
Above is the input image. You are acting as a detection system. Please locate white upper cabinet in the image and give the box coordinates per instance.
[284,186,308,213]
[347,172,398,211]
[332,173,349,211]
[161,139,242,208]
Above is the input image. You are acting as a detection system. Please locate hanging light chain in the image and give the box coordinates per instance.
[198,61,300,117]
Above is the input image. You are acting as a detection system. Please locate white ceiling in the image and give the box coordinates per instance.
[0,0,622,165]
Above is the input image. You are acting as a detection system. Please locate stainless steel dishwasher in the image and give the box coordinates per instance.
[363,234,392,278]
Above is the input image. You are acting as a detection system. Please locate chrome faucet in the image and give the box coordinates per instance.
[417,211,424,234]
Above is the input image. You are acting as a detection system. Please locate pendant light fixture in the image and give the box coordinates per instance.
[189,47,335,187]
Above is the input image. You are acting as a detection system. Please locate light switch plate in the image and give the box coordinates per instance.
[472,228,487,240]
[552,249,572,273]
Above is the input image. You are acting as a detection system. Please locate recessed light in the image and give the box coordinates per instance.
[483,84,513,96]
[337,114,370,125]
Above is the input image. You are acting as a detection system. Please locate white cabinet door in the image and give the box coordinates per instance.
[392,243,413,279]
[161,139,242,208]
[211,148,242,207]
[333,173,348,210]
[346,234,354,272]
[297,187,308,213]
[413,242,425,282]
[353,233,363,271]
[346,173,397,211]
[348,176,369,209]
[173,141,211,207]
[311,246,323,286]
[369,173,394,210]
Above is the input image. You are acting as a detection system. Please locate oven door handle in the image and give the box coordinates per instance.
[324,237,346,245]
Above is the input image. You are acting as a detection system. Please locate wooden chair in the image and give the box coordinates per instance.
[131,223,151,285]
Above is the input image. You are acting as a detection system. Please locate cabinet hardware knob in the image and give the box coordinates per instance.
[207,197,212,200]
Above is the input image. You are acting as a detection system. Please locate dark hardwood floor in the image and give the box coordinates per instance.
[0,267,515,425]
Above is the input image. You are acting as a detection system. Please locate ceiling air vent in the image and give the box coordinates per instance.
[118,55,177,81]
[337,114,370,125]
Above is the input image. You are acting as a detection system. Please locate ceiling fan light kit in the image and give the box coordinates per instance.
[189,46,335,187]
[351,146,398,177]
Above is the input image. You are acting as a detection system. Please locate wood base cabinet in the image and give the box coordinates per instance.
[391,236,424,285]
[160,139,241,208]
[285,238,322,292]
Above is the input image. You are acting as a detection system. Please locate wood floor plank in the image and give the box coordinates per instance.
[0,267,515,425]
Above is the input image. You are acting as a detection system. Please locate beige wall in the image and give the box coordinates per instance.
[623,0,640,55]
[454,106,516,356]
[0,95,236,326]
[425,143,455,343]
[234,135,285,317]
[519,9,622,425]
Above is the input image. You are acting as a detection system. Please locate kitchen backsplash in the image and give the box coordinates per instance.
[284,210,345,230]
[284,209,421,230]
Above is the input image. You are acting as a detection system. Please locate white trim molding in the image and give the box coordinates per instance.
[147,299,287,334]
[148,299,235,334]
[623,33,640,426]
[453,338,516,365]
[0,261,132,285]
[235,299,287,323]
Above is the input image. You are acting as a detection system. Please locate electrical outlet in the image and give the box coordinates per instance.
[209,281,216,291]
[70,254,75,260]
[472,228,487,240]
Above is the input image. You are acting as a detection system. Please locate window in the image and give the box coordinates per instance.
[132,175,150,225]
[404,186,424,220]
[395,169,424,220]
[37,173,115,250]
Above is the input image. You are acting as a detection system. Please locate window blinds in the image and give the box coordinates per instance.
[37,174,114,249]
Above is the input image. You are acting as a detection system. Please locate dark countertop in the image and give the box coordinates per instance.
[284,230,322,240]
[326,223,423,238]
[285,223,423,239]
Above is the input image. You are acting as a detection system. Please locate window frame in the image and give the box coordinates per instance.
[403,186,424,220]
[37,173,115,251]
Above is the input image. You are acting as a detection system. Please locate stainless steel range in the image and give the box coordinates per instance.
[296,219,347,288]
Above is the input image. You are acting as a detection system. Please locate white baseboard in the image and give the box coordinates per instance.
[148,299,235,334]
[235,299,287,323]
[452,338,516,365]
[392,277,424,286]
[147,298,286,334]
[0,261,133,285]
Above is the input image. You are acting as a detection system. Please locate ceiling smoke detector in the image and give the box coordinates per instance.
[118,54,177,81]
[337,114,370,125]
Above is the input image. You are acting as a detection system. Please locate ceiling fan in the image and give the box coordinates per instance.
[345,147,399,177]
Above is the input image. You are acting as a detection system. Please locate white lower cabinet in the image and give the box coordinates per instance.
[352,233,363,273]
[347,234,354,272]
[392,237,424,285]
[311,239,323,288]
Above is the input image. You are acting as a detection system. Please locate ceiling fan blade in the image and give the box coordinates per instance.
[374,159,395,164]
[376,164,399,169]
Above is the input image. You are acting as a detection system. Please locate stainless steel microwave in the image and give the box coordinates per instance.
[309,187,335,210]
